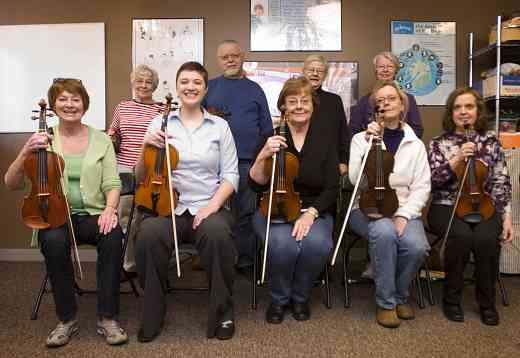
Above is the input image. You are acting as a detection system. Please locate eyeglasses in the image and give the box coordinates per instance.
[286,97,312,108]
[53,78,82,84]
[376,65,396,71]
[304,67,326,75]
[218,53,241,61]
[375,95,399,105]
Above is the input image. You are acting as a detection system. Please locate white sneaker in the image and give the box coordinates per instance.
[97,319,128,345]
[361,261,374,279]
[45,320,79,347]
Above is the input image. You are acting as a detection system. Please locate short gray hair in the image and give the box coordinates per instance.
[372,51,399,71]
[303,54,329,76]
[131,64,159,91]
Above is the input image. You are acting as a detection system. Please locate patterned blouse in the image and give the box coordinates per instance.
[428,131,512,215]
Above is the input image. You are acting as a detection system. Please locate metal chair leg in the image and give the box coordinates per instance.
[498,272,509,306]
[423,261,435,306]
[31,273,49,320]
[415,273,425,309]
[324,264,332,309]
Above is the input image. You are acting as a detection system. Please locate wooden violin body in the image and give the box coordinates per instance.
[259,150,301,222]
[22,101,68,230]
[359,137,398,219]
[453,153,495,224]
[135,144,179,216]
[135,94,179,216]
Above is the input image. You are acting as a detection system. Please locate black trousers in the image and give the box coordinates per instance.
[135,209,237,338]
[428,204,501,309]
[38,214,123,322]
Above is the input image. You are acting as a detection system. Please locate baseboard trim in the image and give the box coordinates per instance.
[0,249,98,262]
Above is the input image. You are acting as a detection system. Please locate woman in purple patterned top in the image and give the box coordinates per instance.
[427,87,513,326]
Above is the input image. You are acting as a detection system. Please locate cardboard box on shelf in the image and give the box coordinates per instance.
[480,75,520,98]
[489,17,520,44]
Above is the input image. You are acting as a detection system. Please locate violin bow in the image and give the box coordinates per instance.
[331,106,384,266]
[41,99,83,280]
[164,95,181,277]
[261,148,278,284]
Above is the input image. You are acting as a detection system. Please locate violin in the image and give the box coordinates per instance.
[22,100,68,229]
[359,107,398,219]
[259,115,301,223]
[22,99,83,279]
[135,94,179,216]
[453,124,495,224]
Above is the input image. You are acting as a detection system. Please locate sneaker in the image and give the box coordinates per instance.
[97,319,128,345]
[45,320,79,348]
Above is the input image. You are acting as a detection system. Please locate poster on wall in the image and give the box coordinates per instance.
[132,18,204,101]
[243,61,358,120]
[391,21,456,106]
[250,0,342,51]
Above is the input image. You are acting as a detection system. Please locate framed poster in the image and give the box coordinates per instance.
[250,0,342,52]
[132,18,204,101]
[243,61,358,121]
[391,21,456,105]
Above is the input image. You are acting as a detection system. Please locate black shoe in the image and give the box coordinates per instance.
[266,303,286,324]
[291,301,310,321]
[442,301,464,322]
[137,326,160,343]
[480,307,499,326]
[216,320,235,340]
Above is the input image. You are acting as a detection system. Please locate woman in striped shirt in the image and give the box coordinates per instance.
[108,65,163,273]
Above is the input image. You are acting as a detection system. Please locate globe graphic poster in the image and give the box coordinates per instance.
[391,21,456,105]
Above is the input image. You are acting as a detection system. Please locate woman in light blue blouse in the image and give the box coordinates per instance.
[134,62,239,342]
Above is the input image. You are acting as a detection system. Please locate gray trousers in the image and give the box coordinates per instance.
[135,209,237,338]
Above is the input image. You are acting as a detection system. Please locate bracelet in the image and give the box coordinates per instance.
[306,207,319,219]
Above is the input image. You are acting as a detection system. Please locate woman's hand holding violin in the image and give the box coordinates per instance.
[143,129,167,149]
[365,121,383,141]
[258,135,287,161]
[22,132,53,157]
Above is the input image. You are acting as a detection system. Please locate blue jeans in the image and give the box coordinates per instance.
[253,211,333,305]
[349,209,429,309]
[234,160,258,267]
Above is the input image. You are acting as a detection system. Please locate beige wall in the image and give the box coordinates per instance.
[0,0,517,248]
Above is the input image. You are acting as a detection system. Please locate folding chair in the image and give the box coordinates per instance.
[30,172,140,320]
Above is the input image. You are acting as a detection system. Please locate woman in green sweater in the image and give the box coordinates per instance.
[4,79,128,348]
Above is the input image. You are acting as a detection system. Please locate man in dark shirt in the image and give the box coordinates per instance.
[302,54,351,175]
[203,40,273,270]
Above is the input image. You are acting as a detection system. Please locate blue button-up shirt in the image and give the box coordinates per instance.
[146,109,239,215]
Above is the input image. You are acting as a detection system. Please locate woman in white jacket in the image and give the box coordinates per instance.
[348,80,431,329]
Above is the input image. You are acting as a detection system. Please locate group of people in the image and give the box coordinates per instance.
[4,40,513,348]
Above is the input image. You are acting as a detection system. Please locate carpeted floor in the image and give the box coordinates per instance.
[0,261,518,358]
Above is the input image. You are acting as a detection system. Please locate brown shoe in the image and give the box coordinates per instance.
[396,304,415,320]
[376,307,400,328]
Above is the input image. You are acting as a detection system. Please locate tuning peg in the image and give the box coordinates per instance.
[31,115,38,120]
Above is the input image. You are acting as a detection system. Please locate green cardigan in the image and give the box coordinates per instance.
[52,124,121,215]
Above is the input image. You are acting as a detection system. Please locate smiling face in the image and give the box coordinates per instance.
[374,85,404,127]
[132,71,155,102]
[54,90,85,123]
[452,93,478,133]
[374,56,397,81]
[284,90,314,126]
[217,42,244,79]
[176,70,207,108]
[303,60,326,90]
